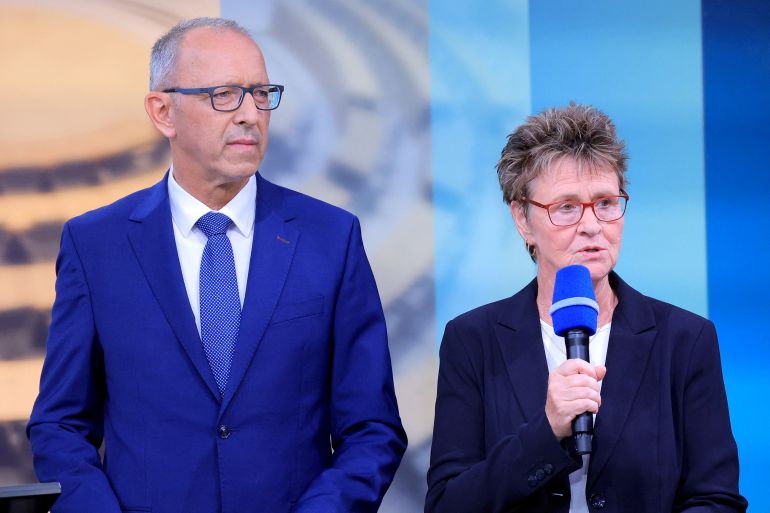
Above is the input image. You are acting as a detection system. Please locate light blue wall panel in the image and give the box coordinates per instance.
[430,0,534,343]
[529,0,708,316]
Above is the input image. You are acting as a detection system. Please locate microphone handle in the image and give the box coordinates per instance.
[565,329,593,455]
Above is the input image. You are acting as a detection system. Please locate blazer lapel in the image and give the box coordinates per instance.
[588,273,657,488]
[494,279,551,422]
[127,175,221,401]
[220,175,298,415]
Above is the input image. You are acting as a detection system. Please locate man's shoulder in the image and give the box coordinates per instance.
[66,179,161,231]
[260,175,357,227]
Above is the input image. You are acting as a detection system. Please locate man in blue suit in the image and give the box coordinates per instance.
[27,17,406,513]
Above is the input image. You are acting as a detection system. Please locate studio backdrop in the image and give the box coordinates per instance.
[1,0,767,511]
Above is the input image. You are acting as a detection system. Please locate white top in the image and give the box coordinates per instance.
[540,320,611,513]
[167,169,256,335]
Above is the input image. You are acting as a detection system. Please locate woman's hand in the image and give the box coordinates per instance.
[545,360,607,440]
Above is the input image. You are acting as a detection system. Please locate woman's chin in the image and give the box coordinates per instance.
[580,262,612,284]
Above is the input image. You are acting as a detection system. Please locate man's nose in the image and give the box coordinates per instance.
[233,92,261,124]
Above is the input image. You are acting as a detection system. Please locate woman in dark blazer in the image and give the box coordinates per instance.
[425,104,747,513]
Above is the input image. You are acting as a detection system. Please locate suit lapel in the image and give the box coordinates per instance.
[219,175,298,415]
[127,175,221,401]
[588,273,657,488]
[494,279,551,422]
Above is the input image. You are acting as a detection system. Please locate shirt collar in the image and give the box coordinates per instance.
[167,166,257,237]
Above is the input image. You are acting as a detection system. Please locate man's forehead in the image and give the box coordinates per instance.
[174,27,268,83]
[179,26,261,54]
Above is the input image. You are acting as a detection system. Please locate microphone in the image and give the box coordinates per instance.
[549,264,599,455]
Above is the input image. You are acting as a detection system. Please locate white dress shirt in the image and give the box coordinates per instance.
[541,320,611,513]
[167,169,256,335]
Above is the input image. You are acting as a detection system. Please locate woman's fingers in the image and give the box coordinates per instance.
[546,361,606,439]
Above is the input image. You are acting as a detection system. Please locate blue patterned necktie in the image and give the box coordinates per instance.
[197,212,241,396]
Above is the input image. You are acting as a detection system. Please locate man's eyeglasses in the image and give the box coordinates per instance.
[163,84,284,112]
[522,192,629,226]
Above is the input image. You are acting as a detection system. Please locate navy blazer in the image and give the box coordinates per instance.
[426,273,746,513]
[28,174,407,513]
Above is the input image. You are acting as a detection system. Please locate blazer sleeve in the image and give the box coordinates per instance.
[426,319,578,513]
[674,320,748,512]
[292,216,407,513]
[26,222,122,513]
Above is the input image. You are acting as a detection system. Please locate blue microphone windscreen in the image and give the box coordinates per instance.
[550,265,599,336]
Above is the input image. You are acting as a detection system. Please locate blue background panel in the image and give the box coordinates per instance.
[703,1,770,510]
[430,0,535,338]
[529,0,708,316]
[1,1,765,511]
[432,0,763,509]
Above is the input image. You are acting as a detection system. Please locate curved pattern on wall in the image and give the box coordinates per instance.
[1,1,435,510]
[235,1,436,509]
[0,0,218,486]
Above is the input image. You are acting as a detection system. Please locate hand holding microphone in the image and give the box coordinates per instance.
[545,264,604,454]
[545,359,606,440]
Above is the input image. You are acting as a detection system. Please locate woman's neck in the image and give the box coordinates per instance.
[536,272,617,327]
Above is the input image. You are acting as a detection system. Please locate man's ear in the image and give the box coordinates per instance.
[511,201,532,242]
[144,92,176,138]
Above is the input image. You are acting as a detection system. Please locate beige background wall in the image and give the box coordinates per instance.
[0,1,436,511]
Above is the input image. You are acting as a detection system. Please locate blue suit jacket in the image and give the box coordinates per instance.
[426,273,746,513]
[28,173,407,513]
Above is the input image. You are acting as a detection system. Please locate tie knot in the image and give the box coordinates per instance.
[196,212,233,237]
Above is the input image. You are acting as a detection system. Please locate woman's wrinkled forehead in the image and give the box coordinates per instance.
[526,156,623,195]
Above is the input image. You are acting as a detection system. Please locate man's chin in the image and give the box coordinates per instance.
[219,161,261,179]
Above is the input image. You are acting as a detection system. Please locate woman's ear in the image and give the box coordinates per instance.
[144,92,176,138]
[511,201,532,242]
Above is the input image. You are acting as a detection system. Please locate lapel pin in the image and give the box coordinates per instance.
[276,235,290,244]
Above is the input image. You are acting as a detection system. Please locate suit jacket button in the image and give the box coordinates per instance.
[589,493,607,509]
[527,475,539,488]
[217,425,231,439]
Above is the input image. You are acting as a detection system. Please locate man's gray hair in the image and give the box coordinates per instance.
[496,103,628,206]
[149,17,253,91]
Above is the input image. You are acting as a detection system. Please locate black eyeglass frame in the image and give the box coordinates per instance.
[522,191,630,227]
[162,84,285,112]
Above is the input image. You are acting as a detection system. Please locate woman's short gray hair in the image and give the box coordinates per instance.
[496,103,628,205]
[149,17,253,91]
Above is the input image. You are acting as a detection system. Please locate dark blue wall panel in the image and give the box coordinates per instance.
[703,1,770,510]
